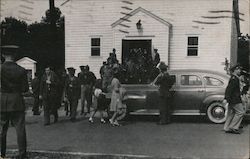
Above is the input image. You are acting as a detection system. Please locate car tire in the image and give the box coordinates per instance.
[207,101,227,124]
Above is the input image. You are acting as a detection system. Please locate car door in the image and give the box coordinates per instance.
[172,73,205,114]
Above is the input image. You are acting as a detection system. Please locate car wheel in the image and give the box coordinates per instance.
[207,102,227,124]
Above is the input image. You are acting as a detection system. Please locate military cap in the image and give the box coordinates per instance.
[157,61,168,71]
[230,63,242,72]
[1,45,19,55]
[67,67,76,72]
[79,65,85,70]
[154,48,158,52]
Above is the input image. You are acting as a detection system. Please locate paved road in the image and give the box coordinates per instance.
[5,108,250,159]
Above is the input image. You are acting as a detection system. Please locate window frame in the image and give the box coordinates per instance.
[203,76,224,87]
[90,37,101,56]
[187,36,199,56]
[180,74,202,86]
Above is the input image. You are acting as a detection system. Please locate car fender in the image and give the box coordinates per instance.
[201,95,224,112]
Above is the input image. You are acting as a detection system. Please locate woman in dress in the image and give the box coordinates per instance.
[109,71,127,126]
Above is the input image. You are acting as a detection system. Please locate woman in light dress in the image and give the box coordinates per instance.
[109,72,127,126]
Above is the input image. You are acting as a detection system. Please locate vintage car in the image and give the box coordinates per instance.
[120,69,232,124]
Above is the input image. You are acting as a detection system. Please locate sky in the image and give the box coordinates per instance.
[0,0,68,23]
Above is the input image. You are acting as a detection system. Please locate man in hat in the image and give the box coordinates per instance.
[0,45,29,159]
[39,66,60,125]
[78,65,96,115]
[155,62,175,125]
[223,64,245,134]
[64,67,80,122]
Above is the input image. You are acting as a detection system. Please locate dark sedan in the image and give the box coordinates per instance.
[120,69,232,123]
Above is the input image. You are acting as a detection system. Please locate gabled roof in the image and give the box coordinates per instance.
[111,7,172,28]
[16,57,37,64]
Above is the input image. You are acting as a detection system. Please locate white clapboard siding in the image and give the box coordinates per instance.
[64,0,247,77]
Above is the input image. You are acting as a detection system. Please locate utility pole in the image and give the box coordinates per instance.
[49,0,56,30]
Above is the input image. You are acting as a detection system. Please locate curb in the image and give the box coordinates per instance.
[6,149,200,159]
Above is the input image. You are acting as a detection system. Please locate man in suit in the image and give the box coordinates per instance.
[64,67,80,122]
[155,62,175,125]
[39,66,60,125]
[0,45,29,159]
[223,64,245,134]
[31,72,41,115]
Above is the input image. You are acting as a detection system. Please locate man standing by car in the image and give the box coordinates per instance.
[223,64,244,134]
[1,45,29,159]
[155,62,175,125]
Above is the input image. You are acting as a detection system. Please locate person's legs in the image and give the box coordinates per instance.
[0,112,9,157]
[33,96,40,115]
[85,85,92,114]
[158,96,167,124]
[43,100,50,125]
[224,105,234,131]
[228,103,244,130]
[12,112,27,158]
[70,98,78,121]
[80,85,86,115]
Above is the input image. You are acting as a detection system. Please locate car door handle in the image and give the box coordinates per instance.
[198,90,205,92]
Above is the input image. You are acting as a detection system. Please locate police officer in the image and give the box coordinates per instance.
[223,64,245,134]
[64,67,80,122]
[39,66,60,125]
[0,45,29,159]
[155,62,175,125]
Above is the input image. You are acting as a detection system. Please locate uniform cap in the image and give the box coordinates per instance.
[67,67,76,72]
[79,65,85,70]
[1,45,19,55]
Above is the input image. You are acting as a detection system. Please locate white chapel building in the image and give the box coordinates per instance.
[63,0,250,77]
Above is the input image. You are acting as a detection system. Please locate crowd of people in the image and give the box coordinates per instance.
[1,44,250,159]
[30,48,162,127]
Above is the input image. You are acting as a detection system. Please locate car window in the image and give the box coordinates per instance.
[181,75,202,86]
[204,76,223,86]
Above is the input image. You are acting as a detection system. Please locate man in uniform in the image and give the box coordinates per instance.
[64,67,80,122]
[0,45,29,159]
[155,62,175,125]
[39,66,60,125]
[78,65,96,115]
[223,64,245,134]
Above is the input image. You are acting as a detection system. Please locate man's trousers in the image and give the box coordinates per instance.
[0,111,27,157]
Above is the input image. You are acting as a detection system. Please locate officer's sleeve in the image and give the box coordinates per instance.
[22,70,29,93]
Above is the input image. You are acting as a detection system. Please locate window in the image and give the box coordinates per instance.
[204,76,224,86]
[187,37,198,56]
[91,38,100,56]
[181,75,202,85]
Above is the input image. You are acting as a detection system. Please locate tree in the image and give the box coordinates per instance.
[1,17,30,60]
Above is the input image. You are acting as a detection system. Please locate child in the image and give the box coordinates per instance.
[89,79,109,123]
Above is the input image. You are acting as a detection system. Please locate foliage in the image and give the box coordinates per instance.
[1,8,65,74]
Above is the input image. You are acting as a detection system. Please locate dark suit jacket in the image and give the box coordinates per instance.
[155,72,175,98]
[1,61,29,112]
[65,75,80,100]
[225,74,242,104]
[39,71,59,100]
